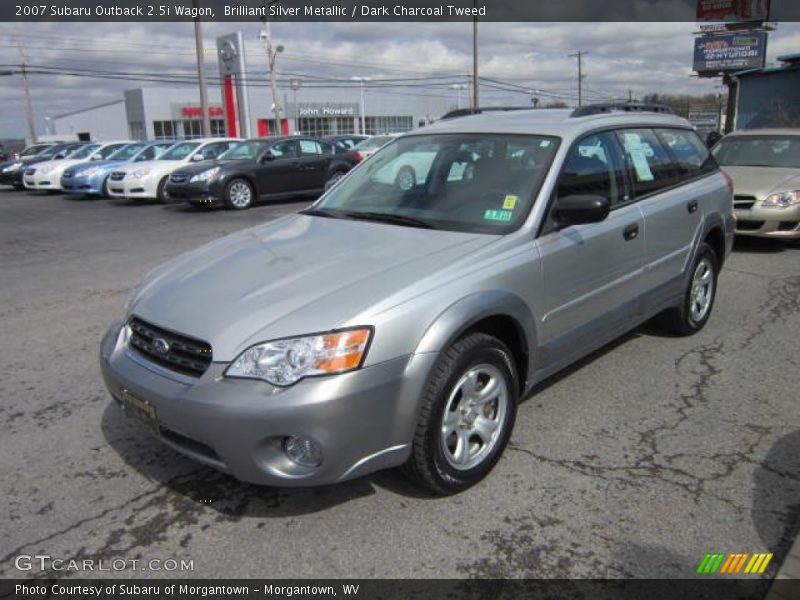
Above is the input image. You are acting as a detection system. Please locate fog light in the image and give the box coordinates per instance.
[283,436,323,467]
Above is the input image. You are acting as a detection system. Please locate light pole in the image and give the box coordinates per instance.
[192,0,211,136]
[451,84,467,109]
[44,116,52,135]
[351,77,371,135]
[290,78,301,133]
[260,15,284,134]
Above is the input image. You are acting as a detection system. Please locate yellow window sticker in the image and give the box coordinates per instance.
[502,195,518,210]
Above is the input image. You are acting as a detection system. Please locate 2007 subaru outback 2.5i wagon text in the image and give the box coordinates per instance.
[100,104,734,495]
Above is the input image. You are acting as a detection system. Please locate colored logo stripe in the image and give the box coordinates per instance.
[697,552,773,575]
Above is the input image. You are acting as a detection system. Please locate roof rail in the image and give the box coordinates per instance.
[570,102,675,118]
[440,106,533,120]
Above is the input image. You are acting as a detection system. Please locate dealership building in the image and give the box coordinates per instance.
[51,84,452,142]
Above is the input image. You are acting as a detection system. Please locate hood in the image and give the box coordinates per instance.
[65,159,118,174]
[721,166,800,199]
[31,158,87,172]
[129,214,497,361]
[114,158,182,173]
[171,159,239,177]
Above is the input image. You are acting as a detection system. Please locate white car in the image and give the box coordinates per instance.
[353,134,401,160]
[106,138,240,202]
[23,141,133,191]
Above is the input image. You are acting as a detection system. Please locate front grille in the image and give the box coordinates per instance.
[25,168,36,176]
[734,195,756,210]
[127,316,212,377]
[110,171,126,181]
[170,173,188,184]
[736,220,764,231]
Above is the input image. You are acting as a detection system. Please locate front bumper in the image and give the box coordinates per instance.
[107,177,157,200]
[735,204,800,239]
[165,180,223,205]
[0,170,22,186]
[99,321,436,486]
[24,174,62,190]
[61,173,105,195]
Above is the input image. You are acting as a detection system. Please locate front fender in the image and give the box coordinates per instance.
[414,290,538,386]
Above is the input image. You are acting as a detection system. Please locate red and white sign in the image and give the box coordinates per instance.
[180,106,224,118]
[696,0,770,22]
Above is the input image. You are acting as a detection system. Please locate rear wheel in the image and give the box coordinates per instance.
[395,166,416,191]
[224,178,254,210]
[403,332,518,495]
[326,170,347,188]
[660,242,719,335]
[156,177,170,204]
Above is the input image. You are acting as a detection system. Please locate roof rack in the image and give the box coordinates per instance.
[570,102,675,118]
[440,106,533,120]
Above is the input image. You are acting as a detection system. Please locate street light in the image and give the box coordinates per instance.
[290,78,301,133]
[451,84,467,109]
[43,116,52,135]
[351,76,371,135]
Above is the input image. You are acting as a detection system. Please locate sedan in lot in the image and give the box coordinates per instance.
[24,141,131,192]
[713,129,800,240]
[61,141,177,197]
[106,138,240,203]
[2,142,83,190]
[165,137,358,210]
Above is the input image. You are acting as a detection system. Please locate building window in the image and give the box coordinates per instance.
[363,116,413,135]
[129,121,145,140]
[211,119,226,137]
[153,120,177,139]
[182,120,202,139]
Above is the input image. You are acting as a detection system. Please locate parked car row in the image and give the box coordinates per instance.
[0,134,378,210]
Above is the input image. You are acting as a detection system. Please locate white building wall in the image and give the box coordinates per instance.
[52,101,128,141]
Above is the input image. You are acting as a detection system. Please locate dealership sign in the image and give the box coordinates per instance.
[295,103,359,118]
[693,31,767,73]
[180,106,224,118]
[696,0,770,22]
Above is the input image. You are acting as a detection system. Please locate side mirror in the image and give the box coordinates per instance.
[91,153,103,161]
[260,151,275,163]
[191,153,204,162]
[554,194,610,226]
[54,152,67,159]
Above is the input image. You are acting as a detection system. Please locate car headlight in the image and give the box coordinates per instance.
[39,165,55,174]
[190,167,220,183]
[225,328,372,386]
[131,168,152,179]
[2,162,22,172]
[78,166,103,178]
[762,191,800,208]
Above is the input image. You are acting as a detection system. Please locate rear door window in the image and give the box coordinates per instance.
[656,128,716,178]
[616,129,681,197]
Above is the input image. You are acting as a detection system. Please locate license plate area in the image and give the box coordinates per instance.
[120,389,160,437]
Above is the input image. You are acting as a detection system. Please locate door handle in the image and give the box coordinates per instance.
[623,223,639,241]
[687,199,699,213]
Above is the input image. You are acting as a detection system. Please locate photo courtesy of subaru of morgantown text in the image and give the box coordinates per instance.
[2,0,800,595]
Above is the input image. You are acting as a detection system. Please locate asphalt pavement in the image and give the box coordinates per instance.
[1,189,799,583]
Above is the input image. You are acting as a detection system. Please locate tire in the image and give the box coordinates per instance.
[402,332,518,495]
[102,176,112,198]
[224,178,254,210]
[156,177,171,204]
[13,184,24,191]
[660,242,719,336]
[326,170,347,188]
[395,166,416,191]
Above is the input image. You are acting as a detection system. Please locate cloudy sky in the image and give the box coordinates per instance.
[0,20,798,139]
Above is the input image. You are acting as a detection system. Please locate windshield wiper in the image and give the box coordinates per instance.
[341,211,437,229]
[300,207,342,219]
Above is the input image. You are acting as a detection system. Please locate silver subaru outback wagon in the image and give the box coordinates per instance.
[100,105,734,495]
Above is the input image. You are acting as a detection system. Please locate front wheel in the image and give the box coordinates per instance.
[224,178,254,210]
[660,242,719,335]
[403,332,518,495]
[156,177,171,204]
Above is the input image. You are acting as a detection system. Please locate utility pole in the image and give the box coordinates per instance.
[260,9,284,134]
[17,42,36,143]
[569,50,588,107]
[472,0,479,108]
[192,0,211,137]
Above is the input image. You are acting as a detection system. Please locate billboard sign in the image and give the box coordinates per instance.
[693,31,767,74]
[696,0,770,22]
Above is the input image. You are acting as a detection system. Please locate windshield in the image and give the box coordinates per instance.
[219,141,268,160]
[68,144,101,159]
[108,143,145,160]
[40,143,79,158]
[21,145,49,157]
[311,133,559,234]
[158,142,201,160]
[97,143,129,158]
[356,136,396,151]
[712,135,800,169]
